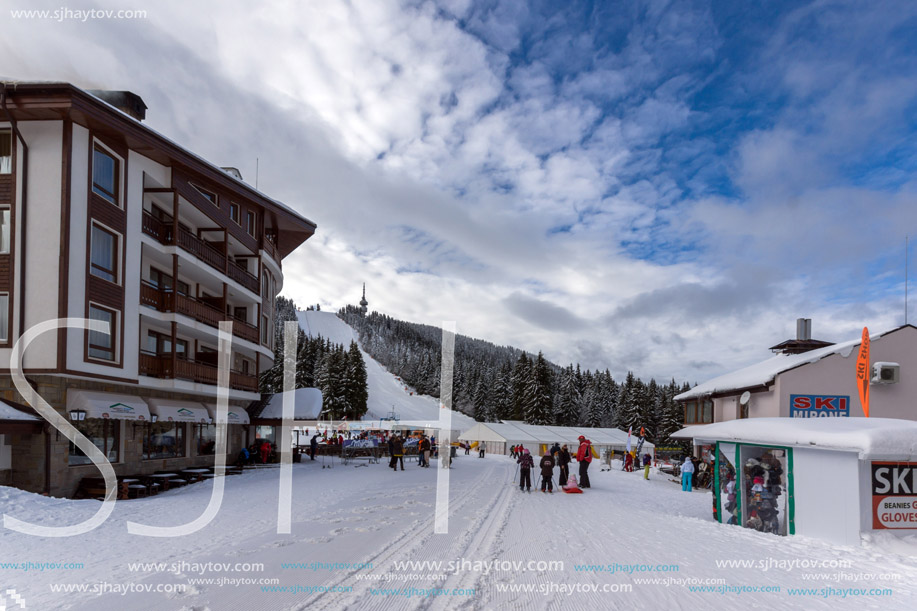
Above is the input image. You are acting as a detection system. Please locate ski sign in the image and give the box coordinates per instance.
[856,327,870,418]
[789,394,850,418]
[872,462,917,529]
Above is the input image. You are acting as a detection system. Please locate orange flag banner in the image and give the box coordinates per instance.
[856,327,871,418]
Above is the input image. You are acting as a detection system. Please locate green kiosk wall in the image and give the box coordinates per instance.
[714,441,796,536]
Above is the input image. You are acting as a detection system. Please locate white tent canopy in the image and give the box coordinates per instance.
[66,391,151,421]
[146,398,210,424]
[459,421,655,454]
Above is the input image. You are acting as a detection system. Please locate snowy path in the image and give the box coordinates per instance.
[3,455,917,610]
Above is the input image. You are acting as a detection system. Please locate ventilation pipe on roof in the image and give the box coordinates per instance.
[796,318,812,341]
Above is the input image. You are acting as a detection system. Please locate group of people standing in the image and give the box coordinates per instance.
[515,436,593,493]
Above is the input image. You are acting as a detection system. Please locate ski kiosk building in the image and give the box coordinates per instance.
[673,417,917,545]
[459,421,654,457]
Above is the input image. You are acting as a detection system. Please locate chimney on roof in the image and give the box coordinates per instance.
[221,167,243,181]
[87,90,147,121]
[770,317,833,355]
[796,318,812,340]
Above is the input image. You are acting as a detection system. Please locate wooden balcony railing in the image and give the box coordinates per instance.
[227,261,259,294]
[139,352,259,392]
[141,210,260,295]
[141,281,261,344]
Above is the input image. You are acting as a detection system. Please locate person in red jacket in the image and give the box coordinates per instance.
[260,440,271,464]
[576,436,592,488]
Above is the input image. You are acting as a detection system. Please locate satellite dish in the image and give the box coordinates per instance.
[740,391,751,406]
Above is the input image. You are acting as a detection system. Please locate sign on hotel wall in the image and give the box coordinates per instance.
[789,394,850,418]
[872,462,917,529]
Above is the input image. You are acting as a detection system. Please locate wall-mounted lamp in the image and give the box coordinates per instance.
[151,414,159,423]
[69,409,87,422]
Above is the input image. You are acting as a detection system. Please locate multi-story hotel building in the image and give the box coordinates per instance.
[0,81,316,496]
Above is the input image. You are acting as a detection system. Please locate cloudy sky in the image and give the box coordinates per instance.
[3,0,917,383]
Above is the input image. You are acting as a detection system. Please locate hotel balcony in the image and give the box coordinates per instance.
[138,351,259,393]
[140,281,260,344]
[141,209,260,295]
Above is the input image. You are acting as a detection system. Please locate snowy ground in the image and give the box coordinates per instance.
[3,455,917,610]
[296,310,476,430]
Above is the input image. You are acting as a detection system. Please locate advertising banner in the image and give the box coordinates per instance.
[789,394,850,418]
[871,462,917,529]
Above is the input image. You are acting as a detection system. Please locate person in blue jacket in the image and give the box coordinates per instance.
[681,455,695,491]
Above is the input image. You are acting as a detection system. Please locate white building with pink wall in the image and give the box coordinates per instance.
[675,323,917,425]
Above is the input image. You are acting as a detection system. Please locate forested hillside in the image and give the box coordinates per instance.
[337,305,691,444]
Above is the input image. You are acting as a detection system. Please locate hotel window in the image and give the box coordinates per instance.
[0,130,11,174]
[261,313,270,345]
[143,421,186,459]
[0,294,8,343]
[90,223,119,283]
[69,419,120,465]
[88,304,117,362]
[0,206,9,253]
[145,330,187,357]
[229,202,240,224]
[149,268,189,295]
[191,183,218,207]
[92,144,120,205]
[246,211,256,237]
[684,399,714,424]
[194,423,216,456]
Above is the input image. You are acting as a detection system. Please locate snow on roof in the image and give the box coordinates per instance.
[259,388,323,420]
[671,417,917,460]
[2,80,315,231]
[0,400,39,421]
[460,421,655,449]
[674,326,906,401]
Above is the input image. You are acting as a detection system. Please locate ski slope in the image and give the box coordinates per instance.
[296,310,476,431]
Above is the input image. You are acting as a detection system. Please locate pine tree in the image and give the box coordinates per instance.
[554,366,579,427]
[525,352,553,425]
[511,353,532,421]
[344,341,369,419]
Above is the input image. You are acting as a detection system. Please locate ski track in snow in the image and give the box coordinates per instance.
[4,456,917,610]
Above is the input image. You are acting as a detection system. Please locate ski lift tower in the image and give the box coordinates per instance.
[360,283,369,314]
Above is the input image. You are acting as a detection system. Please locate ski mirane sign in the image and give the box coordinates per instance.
[789,394,850,418]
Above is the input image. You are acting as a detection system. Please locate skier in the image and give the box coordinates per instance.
[549,442,561,460]
[510,445,516,459]
[575,436,592,488]
[309,434,319,461]
[681,455,694,491]
[478,443,485,458]
[419,436,431,467]
[643,453,651,480]
[387,435,396,469]
[391,435,405,471]
[539,451,555,493]
[557,444,571,486]
[517,448,534,492]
